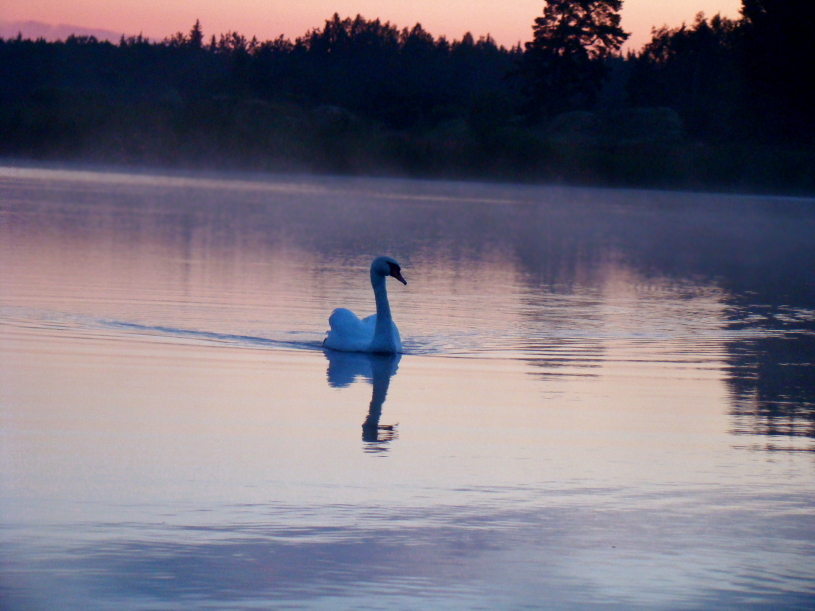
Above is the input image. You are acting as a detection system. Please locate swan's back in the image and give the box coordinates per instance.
[324,308,377,352]
[324,308,402,353]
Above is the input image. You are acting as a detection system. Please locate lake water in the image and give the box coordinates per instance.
[1,165,814,610]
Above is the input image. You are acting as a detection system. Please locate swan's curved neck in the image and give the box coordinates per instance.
[371,271,392,324]
[369,267,400,354]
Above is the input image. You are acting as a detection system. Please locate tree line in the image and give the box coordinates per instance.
[0,1,812,191]
[627,1,814,146]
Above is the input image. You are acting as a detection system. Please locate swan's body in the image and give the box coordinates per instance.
[324,256,406,354]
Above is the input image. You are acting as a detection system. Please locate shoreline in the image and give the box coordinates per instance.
[3,155,814,202]
[0,143,815,198]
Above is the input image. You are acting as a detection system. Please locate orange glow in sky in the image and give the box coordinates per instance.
[1,1,744,51]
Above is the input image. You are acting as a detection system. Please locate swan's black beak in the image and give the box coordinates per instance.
[387,261,407,285]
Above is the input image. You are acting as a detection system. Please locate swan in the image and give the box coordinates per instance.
[323,256,407,354]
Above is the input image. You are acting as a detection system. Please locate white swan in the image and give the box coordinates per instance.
[323,256,407,354]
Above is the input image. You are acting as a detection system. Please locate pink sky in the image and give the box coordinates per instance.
[0,1,743,51]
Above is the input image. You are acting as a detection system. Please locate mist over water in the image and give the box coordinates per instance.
[1,165,814,610]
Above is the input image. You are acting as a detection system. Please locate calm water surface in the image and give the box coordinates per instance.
[1,166,814,610]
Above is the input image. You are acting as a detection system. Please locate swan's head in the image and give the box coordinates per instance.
[371,256,407,285]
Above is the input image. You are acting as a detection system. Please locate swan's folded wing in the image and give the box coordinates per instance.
[328,308,362,330]
[325,308,375,352]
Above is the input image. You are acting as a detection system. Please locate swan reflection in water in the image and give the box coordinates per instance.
[324,349,400,453]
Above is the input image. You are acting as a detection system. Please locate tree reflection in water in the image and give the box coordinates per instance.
[725,302,815,451]
[324,350,400,453]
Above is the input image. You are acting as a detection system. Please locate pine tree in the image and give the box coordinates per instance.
[188,20,204,49]
[521,0,628,117]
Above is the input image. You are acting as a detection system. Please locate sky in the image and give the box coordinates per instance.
[0,1,744,52]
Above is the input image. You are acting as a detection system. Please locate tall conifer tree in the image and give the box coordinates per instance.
[521,0,628,117]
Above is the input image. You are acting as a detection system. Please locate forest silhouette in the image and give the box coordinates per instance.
[1,1,813,193]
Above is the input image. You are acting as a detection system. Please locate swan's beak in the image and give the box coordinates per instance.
[392,270,407,285]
